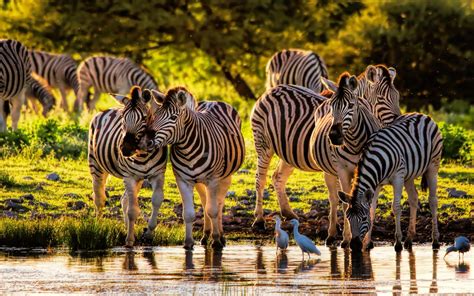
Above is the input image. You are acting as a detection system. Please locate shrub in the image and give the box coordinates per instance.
[439,122,472,163]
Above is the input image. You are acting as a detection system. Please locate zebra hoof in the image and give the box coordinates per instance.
[211,239,224,250]
[252,219,266,231]
[326,236,337,246]
[394,242,403,252]
[404,239,413,250]
[220,236,226,247]
[139,227,153,245]
[200,236,209,246]
[341,240,350,249]
[281,210,298,221]
[366,241,374,251]
[432,241,440,250]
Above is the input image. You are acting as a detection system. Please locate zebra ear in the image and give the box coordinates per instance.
[321,77,338,92]
[338,191,352,205]
[366,65,378,84]
[348,75,358,91]
[176,91,188,107]
[130,86,142,103]
[150,89,165,105]
[388,67,397,83]
[110,93,130,105]
[364,189,374,205]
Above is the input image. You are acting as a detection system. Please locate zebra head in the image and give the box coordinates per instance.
[328,73,359,146]
[140,86,196,151]
[111,86,151,157]
[365,65,400,125]
[338,189,374,251]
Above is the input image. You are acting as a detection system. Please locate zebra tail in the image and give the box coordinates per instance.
[421,173,428,192]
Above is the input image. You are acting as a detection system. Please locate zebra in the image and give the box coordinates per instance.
[76,56,158,112]
[251,66,400,248]
[266,49,328,92]
[88,86,167,247]
[26,75,55,116]
[0,39,32,132]
[29,50,79,112]
[138,87,245,250]
[338,113,442,252]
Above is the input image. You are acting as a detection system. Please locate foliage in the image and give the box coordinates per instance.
[323,0,474,110]
[0,171,18,188]
[0,218,58,248]
[439,122,473,164]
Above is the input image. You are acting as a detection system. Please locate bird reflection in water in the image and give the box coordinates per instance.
[276,251,288,274]
[445,257,470,279]
[122,251,138,271]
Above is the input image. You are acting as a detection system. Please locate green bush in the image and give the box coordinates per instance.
[439,122,472,163]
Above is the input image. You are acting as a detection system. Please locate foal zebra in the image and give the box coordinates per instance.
[266,49,328,92]
[88,86,167,247]
[0,39,32,131]
[29,50,79,112]
[338,113,442,252]
[76,56,158,112]
[139,87,245,250]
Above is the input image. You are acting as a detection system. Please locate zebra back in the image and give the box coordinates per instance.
[0,39,32,99]
[251,84,326,171]
[266,49,328,92]
[29,50,79,95]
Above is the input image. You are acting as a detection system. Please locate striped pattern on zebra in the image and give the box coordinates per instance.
[139,87,245,250]
[88,86,167,247]
[311,73,383,247]
[266,49,328,92]
[29,50,79,112]
[76,56,158,112]
[0,39,32,131]
[338,113,442,252]
[26,75,55,116]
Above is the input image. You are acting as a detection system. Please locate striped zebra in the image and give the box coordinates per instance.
[88,86,167,247]
[0,39,32,132]
[76,56,158,112]
[251,67,400,248]
[26,75,55,116]
[266,49,328,92]
[29,50,80,112]
[338,113,442,252]
[139,87,245,250]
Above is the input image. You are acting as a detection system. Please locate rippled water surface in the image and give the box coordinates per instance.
[1,245,473,295]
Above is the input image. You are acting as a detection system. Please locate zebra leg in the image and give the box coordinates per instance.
[59,85,69,112]
[92,171,108,217]
[10,89,26,131]
[253,146,274,230]
[272,160,297,220]
[426,166,440,249]
[123,178,143,248]
[325,173,339,246]
[338,169,354,249]
[120,190,129,230]
[88,91,101,111]
[217,177,231,247]
[404,179,419,250]
[74,83,89,112]
[176,177,196,250]
[142,174,165,241]
[206,177,231,250]
[392,177,404,252]
[196,183,211,246]
[363,186,380,251]
[0,100,7,132]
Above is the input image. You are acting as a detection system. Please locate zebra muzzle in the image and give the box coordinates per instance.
[329,123,343,146]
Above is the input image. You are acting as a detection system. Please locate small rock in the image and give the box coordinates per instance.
[23,176,33,180]
[142,180,152,189]
[238,179,245,184]
[4,198,23,204]
[226,191,236,198]
[46,173,60,181]
[38,202,51,209]
[4,200,30,212]
[263,189,270,200]
[245,189,256,198]
[289,196,300,202]
[67,201,87,211]
[169,183,177,188]
[241,199,250,206]
[447,188,468,198]
[34,184,44,191]
[222,216,232,224]
[441,204,455,210]
[64,193,80,199]
[3,210,18,218]
[238,169,250,174]
[21,194,34,201]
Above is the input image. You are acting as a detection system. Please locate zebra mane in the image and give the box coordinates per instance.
[164,86,197,110]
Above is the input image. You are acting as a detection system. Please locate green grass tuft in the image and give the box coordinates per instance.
[0,218,58,248]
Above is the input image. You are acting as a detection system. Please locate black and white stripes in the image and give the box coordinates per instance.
[0,39,32,131]
[266,49,328,92]
[76,56,158,111]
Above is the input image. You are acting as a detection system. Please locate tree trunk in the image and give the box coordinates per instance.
[220,65,256,100]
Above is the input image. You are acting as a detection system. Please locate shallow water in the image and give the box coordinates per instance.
[0,244,472,295]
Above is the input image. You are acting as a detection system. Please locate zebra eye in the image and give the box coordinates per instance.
[169,114,178,121]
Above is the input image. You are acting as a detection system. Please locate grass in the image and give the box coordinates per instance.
[0,91,473,250]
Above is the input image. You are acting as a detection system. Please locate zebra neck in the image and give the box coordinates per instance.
[173,109,201,147]
[343,106,380,155]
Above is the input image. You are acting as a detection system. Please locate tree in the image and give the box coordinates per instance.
[0,0,363,100]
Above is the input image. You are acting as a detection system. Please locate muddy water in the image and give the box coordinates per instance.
[0,245,472,295]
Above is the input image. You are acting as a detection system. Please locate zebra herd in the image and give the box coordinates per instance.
[1,39,443,252]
